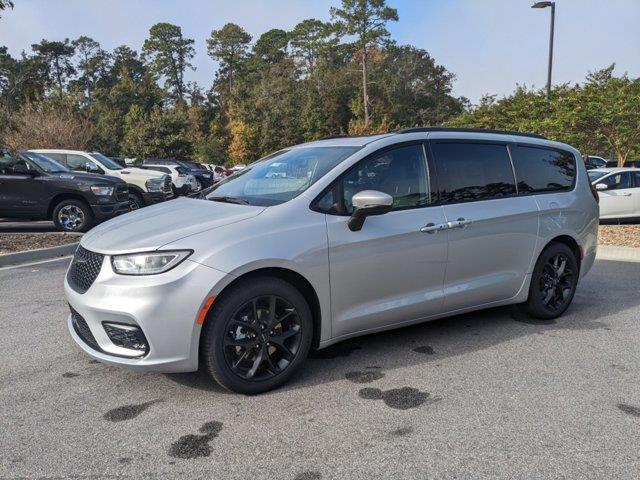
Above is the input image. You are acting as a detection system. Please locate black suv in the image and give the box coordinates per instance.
[0,150,130,232]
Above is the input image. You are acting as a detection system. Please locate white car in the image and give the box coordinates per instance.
[142,163,199,195]
[32,150,173,210]
[588,167,640,220]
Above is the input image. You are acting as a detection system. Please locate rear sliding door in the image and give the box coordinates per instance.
[429,141,539,311]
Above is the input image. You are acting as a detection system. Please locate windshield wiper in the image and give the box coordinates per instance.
[209,195,250,205]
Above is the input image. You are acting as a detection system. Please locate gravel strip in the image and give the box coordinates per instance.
[0,233,80,255]
[598,225,640,248]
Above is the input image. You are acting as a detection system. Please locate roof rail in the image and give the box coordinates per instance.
[398,127,547,140]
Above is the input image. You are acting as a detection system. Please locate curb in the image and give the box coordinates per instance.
[596,245,640,263]
[0,242,79,268]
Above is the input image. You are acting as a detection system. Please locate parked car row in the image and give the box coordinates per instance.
[584,155,640,170]
[0,148,237,232]
[0,149,131,232]
[33,149,173,210]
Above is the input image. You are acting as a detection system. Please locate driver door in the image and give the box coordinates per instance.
[597,172,635,218]
[0,152,43,217]
[321,142,449,338]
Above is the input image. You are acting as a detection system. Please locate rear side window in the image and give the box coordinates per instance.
[430,142,516,204]
[512,146,576,193]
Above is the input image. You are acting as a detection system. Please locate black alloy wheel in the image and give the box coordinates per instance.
[201,276,313,394]
[521,242,578,320]
[223,295,302,381]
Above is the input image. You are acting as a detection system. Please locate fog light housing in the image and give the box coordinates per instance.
[103,322,149,356]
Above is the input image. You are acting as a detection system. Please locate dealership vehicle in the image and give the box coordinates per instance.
[142,158,214,190]
[203,164,228,182]
[0,149,129,231]
[64,128,598,394]
[584,155,608,170]
[141,162,199,196]
[32,149,173,210]
[588,167,640,220]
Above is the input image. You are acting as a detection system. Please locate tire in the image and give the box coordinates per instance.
[201,276,313,395]
[52,199,94,232]
[128,191,144,210]
[520,242,579,320]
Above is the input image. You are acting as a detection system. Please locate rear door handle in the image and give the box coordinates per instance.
[420,222,448,234]
[448,218,473,229]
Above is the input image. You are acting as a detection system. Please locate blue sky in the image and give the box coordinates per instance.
[1,0,638,103]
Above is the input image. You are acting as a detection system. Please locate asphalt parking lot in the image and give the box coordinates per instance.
[1,257,639,479]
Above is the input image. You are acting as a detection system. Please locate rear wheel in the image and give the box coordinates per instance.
[52,199,93,232]
[521,242,578,320]
[201,276,313,394]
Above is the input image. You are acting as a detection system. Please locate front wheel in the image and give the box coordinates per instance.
[201,277,313,394]
[52,199,93,232]
[128,192,144,210]
[521,242,579,320]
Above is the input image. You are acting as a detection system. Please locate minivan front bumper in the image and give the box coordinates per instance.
[64,256,231,373]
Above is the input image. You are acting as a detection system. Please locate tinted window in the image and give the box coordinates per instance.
[339,144,430,214]
[147,166,170,174]
[44,152,67,163]
[431,143,516,203]
[512,146,575,193]
[598,172,632,190]
[633,172,640,188]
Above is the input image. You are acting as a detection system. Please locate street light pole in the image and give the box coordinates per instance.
[532,1,556,100]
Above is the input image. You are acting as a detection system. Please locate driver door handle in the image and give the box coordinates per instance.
[448,218,473,229]
[420,222,448,234]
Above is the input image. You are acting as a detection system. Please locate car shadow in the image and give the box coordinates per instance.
[164,259,638,395]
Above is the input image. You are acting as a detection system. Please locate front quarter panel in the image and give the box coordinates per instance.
[162,199,332,342]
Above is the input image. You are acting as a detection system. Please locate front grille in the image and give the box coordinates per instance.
[70,307,101,352]
[67,246,104,294]
[103,323,149,356]
[163,176,173,197]
[115,185,129,202]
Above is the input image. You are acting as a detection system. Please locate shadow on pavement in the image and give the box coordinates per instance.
[158,259,640,394]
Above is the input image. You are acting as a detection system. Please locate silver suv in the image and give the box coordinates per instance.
[64,128,599,394]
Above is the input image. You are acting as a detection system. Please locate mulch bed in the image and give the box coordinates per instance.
[0,233,80,255]
[598,225,640,248]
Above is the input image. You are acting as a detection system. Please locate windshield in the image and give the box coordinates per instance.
[205,146,360,206]
[22,151,68,173]
[90,152,124,170]
[587,171,608,183]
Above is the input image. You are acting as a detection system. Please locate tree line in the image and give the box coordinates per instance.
[1,0,638,166]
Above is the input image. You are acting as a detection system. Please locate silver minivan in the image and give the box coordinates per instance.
[64,128,599,394]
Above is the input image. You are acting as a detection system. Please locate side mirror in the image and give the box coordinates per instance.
[85,162,100,173]
[348,190,393,231]
[595,183,608,191]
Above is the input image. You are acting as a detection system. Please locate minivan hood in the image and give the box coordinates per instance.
[82,198,265,254]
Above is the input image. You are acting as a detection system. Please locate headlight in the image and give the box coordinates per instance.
[145,177,164,192]
[90,185,114,196]
[111,250,192,275]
